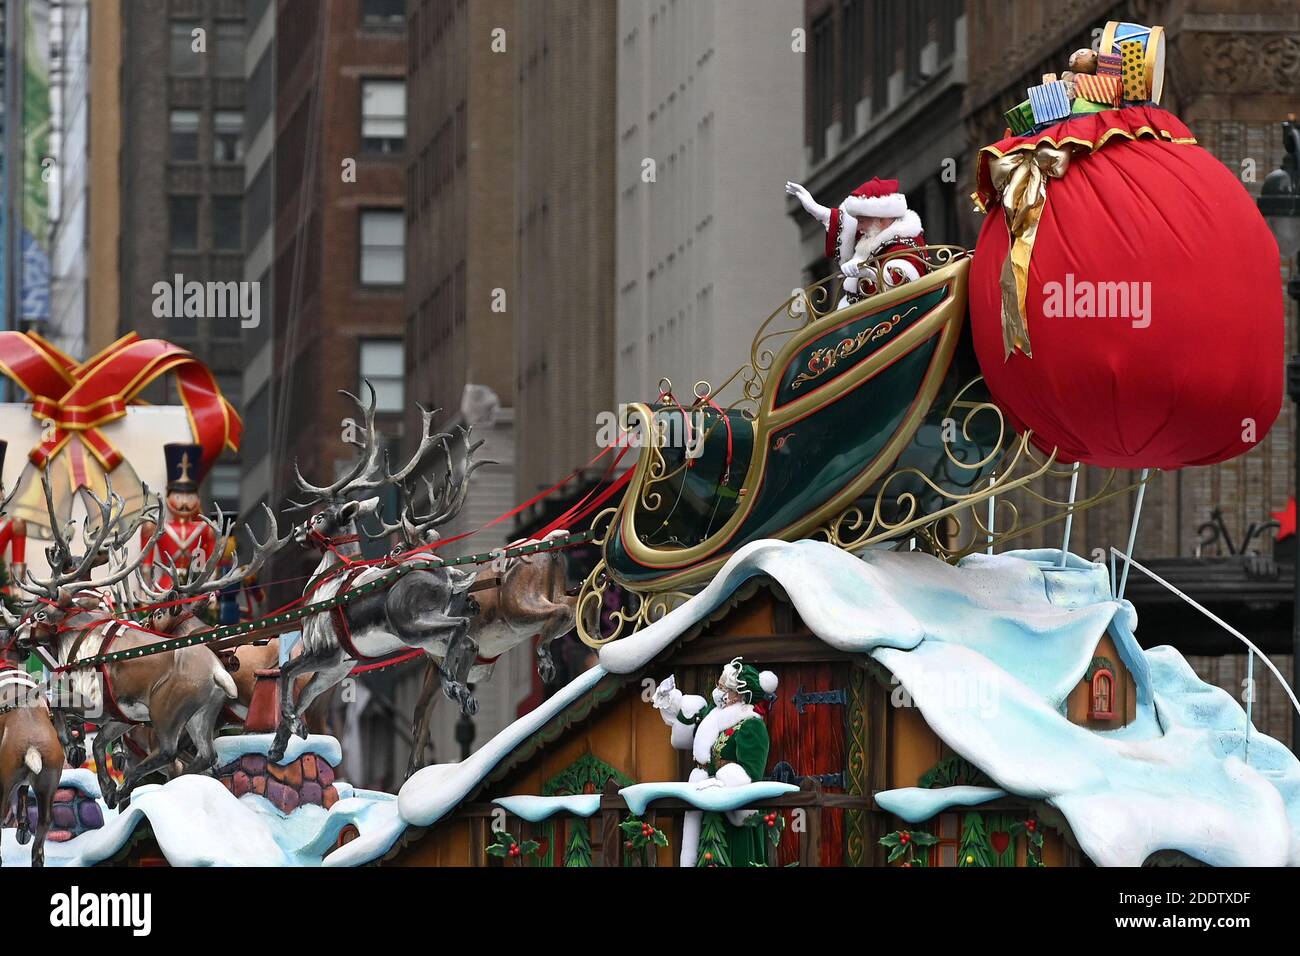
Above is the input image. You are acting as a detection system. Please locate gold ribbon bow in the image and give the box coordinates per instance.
[987,144,1072,358]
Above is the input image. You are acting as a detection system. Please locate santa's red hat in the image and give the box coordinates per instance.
[842,177,908,219]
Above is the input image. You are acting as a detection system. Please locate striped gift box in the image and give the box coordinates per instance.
[1120,40,1148,99]
[1074,73,1122,107]
[1096,53,1122,78]
[1004,100,1035,135]
[1027,81,1071,125]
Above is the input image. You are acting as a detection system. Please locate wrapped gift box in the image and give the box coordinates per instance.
[1120,40,1148,99]
[1027,81,1071,124]
[1074,73,1122,107]
[1096,53,1122,78]
[1004,99,1035,135]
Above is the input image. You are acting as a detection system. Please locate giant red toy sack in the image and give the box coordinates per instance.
[970,105,1283,469]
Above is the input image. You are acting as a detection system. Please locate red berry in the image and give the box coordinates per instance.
[899,832,910,844]
[625,840,634,848]
[902,862,912,868]
[1026,819,1036,832]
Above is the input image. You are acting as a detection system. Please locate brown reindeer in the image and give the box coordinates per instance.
[369,411,578,776]
[4,474,240,808]
[0,666,63,866]
[134,505,294,730]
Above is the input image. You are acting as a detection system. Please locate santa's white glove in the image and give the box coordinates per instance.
[652,675,682,714]
[841,259,863,279]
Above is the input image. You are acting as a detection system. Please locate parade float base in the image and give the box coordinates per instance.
[5,541,1299,866]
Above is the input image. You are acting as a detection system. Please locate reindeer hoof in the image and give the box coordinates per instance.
[67,745,86,767]
[15,823,31,846]
[537,655,556,684]
[293,717,309,740]
[461,692,479,717]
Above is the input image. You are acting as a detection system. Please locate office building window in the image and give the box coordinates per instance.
[170,22,202,75]
[214,22,245,77]
[361,79,406,154]
[213,197,243,250]
[359,209,405,285]
[363,0,405,27]
[841,0,865,139]
[169,110,200,161]
[359,339,405,413]
[169,196,199,249]
[214,110,245,162]
[809,14,833,163]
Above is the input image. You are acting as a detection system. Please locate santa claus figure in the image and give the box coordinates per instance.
[0,442,26,596]
[653,658,778,867]
[786,177,928,307]
[140,443,215,590]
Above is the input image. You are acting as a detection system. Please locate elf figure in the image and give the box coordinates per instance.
[0,442,26,596]
[140,443,215,590]
[786,177,928,307]
[653,658,778,867]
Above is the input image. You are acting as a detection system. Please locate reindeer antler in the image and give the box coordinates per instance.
[19,474,165,605]
[288,381,386,510]
[377,423,494,545]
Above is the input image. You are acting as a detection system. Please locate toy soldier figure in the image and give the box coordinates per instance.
[140,443,215,590]
[0,442,26,596]
[786,176,927,307]
[652,657,778,866]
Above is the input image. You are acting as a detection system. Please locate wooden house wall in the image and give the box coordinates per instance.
[393,588,1134,867]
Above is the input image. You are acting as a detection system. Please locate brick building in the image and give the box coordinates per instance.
[239,0,407,554]
[119,0,251,513]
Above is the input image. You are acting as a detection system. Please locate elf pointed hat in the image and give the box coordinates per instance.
[719,657,778,705]
[842,177,908,219]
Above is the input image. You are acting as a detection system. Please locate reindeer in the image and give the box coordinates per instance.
[0,664,64,867]
[266,384,482,763]
[134,504,295,730]
[358,407,579,776]
[4,473,239,808]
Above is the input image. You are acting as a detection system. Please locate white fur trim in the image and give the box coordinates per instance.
[692,701,755,765]
[679,694,707,720]
[24,746,41,775]
[759,670,778,694]
[715,762,752,787]
[855,209,924,257]
[670,718,698,751]
[884,259,922,285]
[836,209,859,265]
[842,192,908,219]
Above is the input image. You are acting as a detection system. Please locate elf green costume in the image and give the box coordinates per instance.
[653,658,778,867]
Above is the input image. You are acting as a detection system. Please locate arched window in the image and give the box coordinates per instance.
[1089,669,1116,720]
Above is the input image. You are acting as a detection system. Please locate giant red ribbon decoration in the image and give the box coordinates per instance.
[0,331,241,471]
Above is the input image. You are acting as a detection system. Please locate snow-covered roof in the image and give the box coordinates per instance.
[7,539,1296,866]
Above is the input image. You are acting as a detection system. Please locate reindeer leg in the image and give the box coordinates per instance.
[406,658,441,779]
[31,764,59,868]
[286,654,353,740]
[115,718,185,808]
[435,626,479,716]
[14,784,30,846]
[92,721,130,809]
[268,651,321,763]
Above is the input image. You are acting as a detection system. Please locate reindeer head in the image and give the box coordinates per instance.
[289,383,493,555]
[135,503,291,632]
[5,472,163,650]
